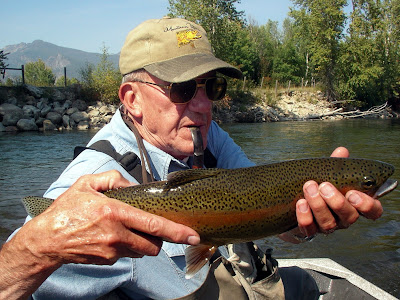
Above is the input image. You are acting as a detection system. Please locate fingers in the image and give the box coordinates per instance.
[346,191,383,220]
[116,203,200,247]
[330,147,349,158]
[299,181,360,234]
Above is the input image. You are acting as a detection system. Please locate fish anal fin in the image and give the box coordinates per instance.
[22,196,54,218]
[185,244,217,279]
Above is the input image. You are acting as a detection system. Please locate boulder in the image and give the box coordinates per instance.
[23,105,41,119]
[40,105,52,117]
[25,85,43,98]
[88,109,100,118]
[71,111,89,123]
[72,99,87,111]
[0,103,23,116]
[46,112,63,125]
[66,107,79,115]
[0,123,5,132]
[17,119,38,131]
[42,119,57,131]
[77,121,90,130]
[1,104,24,126]
[62,115,71,128]
[99,105,112,115]
[37,98,49,110]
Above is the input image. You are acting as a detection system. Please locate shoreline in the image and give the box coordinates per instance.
[0,85,398,132]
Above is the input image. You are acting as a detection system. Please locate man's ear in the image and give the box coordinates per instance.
[119,82,142,117]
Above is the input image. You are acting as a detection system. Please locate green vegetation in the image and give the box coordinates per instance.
[25,59,56,86]
[168,0,400,106]
[0,50,8,69]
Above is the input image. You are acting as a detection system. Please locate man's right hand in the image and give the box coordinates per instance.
[0,170,200,299]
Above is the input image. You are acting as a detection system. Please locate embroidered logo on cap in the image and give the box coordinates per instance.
[176,30,201,47]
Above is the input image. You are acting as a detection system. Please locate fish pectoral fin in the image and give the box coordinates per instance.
[184,244,217,279]
[22,196,54,218]
[166,169,224,188]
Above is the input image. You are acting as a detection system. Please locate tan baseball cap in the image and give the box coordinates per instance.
[119,17,243,82]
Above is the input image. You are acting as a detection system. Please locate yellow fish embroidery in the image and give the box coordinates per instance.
[176,30,201,47]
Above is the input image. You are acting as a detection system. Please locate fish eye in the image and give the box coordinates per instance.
[361,176,376,189]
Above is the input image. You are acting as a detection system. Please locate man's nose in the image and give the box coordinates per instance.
[188,87,212,112]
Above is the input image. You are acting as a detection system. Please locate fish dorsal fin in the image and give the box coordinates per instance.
[185,244,217,279]
[166,168,223,189]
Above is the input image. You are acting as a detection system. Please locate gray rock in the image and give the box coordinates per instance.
[1,104,24,126]
[40,105,52,117]
[43,119,57,131]
[46,112,63,125]
[25,85,43,98]
[66,107,79,115]
[6,97,18,106]
[0,103,23,116]
[37,98,49,110]
[99,105,112,115]
[72,99,87,111]
[62,115,71,128]
[77,121,90,130]
[88,109,100,118]
[71,111,89,123]
[53,106,66,115]
[17,119,38,131]
[35,117,45,126]
[52,89,65,101]
[0,123,5,132]
[23,105,41,119]
[63,100,72,109]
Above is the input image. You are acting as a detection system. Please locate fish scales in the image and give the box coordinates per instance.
[101,157,395,245]
[23,158,396,246]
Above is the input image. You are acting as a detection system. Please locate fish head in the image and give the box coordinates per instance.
[344,159,397,198]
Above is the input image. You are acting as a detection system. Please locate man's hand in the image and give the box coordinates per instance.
[281,147,384,243]
[0,170,200,299]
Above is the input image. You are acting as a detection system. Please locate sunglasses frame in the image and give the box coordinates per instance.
[131,77,227,104]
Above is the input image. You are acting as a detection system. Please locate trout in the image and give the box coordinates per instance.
[22,157,397,277]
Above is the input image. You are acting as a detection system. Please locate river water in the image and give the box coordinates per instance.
[1,119,399,297]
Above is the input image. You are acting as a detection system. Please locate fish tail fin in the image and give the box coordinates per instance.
[22,196,54,217]
[185,244,217,279]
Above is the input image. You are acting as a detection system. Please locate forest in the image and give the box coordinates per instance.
[168,0,400,106]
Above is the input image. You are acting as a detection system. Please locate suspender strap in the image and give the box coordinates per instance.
[73,140,153,184]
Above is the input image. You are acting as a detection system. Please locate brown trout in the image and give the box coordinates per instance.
[22,157,397,277]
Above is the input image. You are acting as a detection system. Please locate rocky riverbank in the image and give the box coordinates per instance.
[0,85,398,132]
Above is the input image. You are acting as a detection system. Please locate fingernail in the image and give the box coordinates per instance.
[187,235,200,245]
[306,183,319,197]
[348,192,361,206]
[298,201,309,213]
[320,183,334,198]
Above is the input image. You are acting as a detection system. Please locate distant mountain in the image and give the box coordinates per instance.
[1,40,119,80]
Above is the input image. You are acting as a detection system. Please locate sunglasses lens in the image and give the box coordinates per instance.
[206,77,227,101]
[170,80,197,103]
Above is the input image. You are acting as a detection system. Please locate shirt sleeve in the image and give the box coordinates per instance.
[207,121,255,169]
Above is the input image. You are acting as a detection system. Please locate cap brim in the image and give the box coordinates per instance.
[144,53,243,82]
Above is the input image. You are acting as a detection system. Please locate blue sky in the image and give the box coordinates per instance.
[1,0,294,54]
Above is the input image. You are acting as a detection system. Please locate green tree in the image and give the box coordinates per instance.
[168,0,250,73]
[92,45,121,104]
[0,50,9,69]
[25,59,56,86]
[55,76,79,87]
[290,0,347,101]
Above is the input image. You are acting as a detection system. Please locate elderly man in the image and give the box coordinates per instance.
[0,17,382,300]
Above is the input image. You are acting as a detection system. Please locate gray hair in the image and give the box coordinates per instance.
[121,69,148,84]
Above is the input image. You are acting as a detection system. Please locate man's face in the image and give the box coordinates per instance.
[127,72,214,160]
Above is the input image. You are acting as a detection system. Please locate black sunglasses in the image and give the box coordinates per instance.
[132,77,227,104]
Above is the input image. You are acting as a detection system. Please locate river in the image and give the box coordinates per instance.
[1,119,399,298]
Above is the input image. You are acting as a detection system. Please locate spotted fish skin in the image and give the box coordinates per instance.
[23,158,396,246]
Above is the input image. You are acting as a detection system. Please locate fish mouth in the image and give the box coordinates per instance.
[373,179,398,198]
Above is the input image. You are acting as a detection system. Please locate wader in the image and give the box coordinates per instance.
[77,117,318,300]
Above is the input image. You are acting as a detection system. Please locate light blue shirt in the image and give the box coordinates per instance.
[31,109,255,299]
